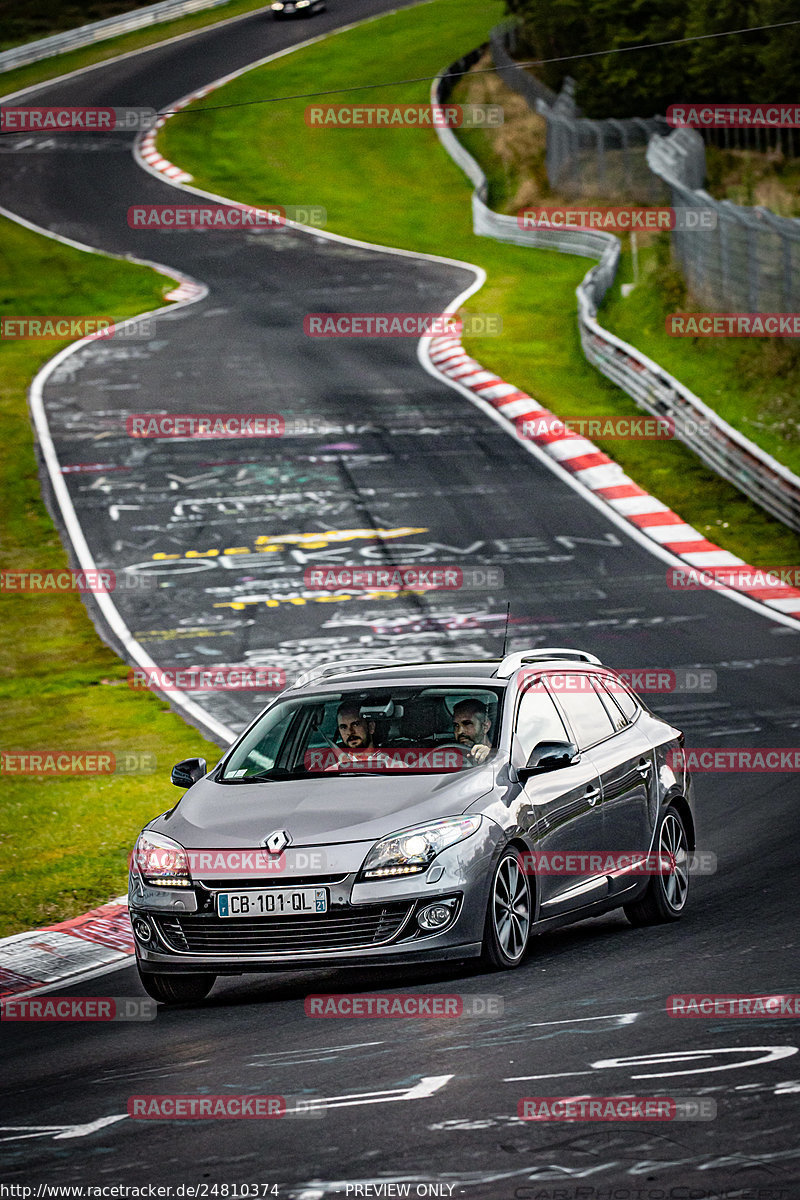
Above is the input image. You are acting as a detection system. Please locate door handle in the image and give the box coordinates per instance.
[585,786,600,806]
[636,758,653,776]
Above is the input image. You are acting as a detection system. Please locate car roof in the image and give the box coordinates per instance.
[286,651,607,695]
[293,662,505,693]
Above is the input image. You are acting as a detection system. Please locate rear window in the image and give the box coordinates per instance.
[601,678,640,723]
[551,676,617,749]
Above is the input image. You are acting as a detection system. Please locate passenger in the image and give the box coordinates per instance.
[452,699,493,764]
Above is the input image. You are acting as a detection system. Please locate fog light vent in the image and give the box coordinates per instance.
[417,902,456,932]
[133,917,153,943]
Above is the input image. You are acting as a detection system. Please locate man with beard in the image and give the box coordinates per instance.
[452,699,493,764]
[336,702,377,754]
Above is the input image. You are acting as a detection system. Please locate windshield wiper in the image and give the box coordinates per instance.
[221,769,302,783]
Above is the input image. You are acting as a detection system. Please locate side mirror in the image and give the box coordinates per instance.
[171,757,207,788]
[518,740,578,780]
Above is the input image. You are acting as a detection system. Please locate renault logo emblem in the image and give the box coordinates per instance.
[262,829,291,854]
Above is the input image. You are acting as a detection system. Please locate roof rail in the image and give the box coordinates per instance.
[288,659,398,691]
[495,647,602,678]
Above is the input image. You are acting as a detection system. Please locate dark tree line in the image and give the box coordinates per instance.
[503,0,800,117]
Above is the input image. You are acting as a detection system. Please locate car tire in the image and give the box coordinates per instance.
[137,964,216,1005]
[624,805,690,926]
[480,848,532,969]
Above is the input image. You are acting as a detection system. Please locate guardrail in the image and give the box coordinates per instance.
[0,0,240,74]
[432,55,800,534]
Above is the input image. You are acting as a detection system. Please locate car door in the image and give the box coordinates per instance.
[512,677,607,915]
[575,677,656,896]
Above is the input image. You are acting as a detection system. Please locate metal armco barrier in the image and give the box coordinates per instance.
[432,56,800,534]
[0,0,240,74]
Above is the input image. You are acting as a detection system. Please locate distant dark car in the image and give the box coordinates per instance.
[271,0,325,17]
[130,649,696,1005]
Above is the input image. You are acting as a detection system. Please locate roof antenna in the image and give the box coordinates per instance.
[501,601,511,658]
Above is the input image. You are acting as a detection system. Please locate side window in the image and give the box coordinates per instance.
[553,675,617,750]
[593,678,629,732]
[514,679,570,764]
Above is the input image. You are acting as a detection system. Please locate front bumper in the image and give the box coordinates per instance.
[130,832,496,974]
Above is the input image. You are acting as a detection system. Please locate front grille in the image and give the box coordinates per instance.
[154,902,414,956]
[194,874,348,896]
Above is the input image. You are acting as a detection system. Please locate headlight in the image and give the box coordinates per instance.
[133,831,191,888]
[296,1,311,6]
[361,816,482,878]
[271,3,284,9]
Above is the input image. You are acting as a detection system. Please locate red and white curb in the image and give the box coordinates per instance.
[139,95,201,183]
[0,897,132,1001]
[139,66,800,627]
[426,335,800,620]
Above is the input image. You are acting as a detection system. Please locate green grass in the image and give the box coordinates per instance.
[600,242,800,478]
[0,0,272,98]
[0,216,222,936]
[452,65,800,482]
[159,0,800,567]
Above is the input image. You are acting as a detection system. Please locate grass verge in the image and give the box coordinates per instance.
[455,53,800,481]
[159,0,800,565]
[0,216,221,937]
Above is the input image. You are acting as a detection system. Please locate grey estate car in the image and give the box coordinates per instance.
[130,649,696,1004]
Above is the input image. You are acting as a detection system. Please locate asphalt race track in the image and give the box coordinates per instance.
[1,2,799,1194]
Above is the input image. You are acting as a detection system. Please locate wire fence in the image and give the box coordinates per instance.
[648,130,800,312]
[491,23,669,204]
[490,22,800,311]
[432,56,800,534]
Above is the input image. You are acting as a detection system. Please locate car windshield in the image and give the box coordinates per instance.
[219,686,504,781]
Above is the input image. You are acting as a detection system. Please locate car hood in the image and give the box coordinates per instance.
[151,765,496,849]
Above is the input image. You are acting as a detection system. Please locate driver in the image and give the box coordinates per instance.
[452,699,493,764]
[331,702,393,769]
[337,703,377,753]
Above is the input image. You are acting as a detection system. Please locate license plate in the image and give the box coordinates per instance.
[217,887,328,919]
